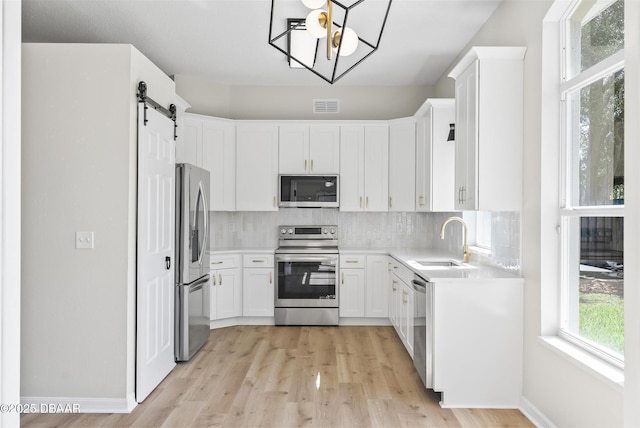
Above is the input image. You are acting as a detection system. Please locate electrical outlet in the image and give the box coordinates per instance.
[75,232,95,249]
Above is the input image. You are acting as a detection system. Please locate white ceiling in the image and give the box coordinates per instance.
[22,0,503,87]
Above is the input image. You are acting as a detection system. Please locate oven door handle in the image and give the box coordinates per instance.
[275,255,337,264]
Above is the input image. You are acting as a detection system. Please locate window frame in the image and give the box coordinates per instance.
[557,0,625,367]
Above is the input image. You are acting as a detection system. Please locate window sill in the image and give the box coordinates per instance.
[469,245,491,256]
[538,336,624,392]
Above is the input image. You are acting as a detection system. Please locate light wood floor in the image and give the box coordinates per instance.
[22,326,534,427]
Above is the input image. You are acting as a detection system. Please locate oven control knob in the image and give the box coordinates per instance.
[323,228,328,234]
[280,228,287,235]
[330,227,336,234]
[287,228,293,234]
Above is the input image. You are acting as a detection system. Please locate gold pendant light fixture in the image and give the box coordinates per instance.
[268,0,393,84]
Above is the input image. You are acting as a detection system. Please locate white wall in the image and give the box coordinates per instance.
[21,44,175,409]
[433,0,634,426]
[175,74,434,120]
[1,0,22,427]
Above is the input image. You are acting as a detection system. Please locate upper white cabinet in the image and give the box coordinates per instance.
[448,46,526,211]
[181,113,236,211]
[388,118,416,212]
[414,99,456,212]
[236,125,279,211]
[279,125,340,174]
[340,125,389,212]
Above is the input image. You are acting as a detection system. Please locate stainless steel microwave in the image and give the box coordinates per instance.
[278,175,339,208]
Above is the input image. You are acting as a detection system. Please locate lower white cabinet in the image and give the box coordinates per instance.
[339,255,366,317]
[365,255,389,318]
[210,253,242,321]
[242,254,275,317]
[388,256,414,358]
[339,254,389,319]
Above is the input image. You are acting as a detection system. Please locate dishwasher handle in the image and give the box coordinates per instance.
[412,276,428,293]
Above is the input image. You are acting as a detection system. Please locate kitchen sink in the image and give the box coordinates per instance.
[415,260,460,267]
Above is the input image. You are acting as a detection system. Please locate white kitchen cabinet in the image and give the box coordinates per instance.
[181,114,236,211]
[414,99,456,212]
[388,118,416,212]
[340,254,389,319]
[388,257,414,358]
[279,125,340,174]
[201,116,236,211]
[210,253,242,321]
[181,114,202,167]
[448,46,526,211]
[236,125,279,211]
[339,255,366,318]
[340,125,389,211]
[431,278,523,408]
[365,255,389,318]
[242,254,275,317]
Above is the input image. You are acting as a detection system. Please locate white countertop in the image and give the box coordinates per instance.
[388,249,522,282]
[208,247,522,282]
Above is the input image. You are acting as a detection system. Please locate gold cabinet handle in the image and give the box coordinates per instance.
[359,196,362,208]
[213,275,217,286]
[366,196,369,209]
[419,195,424,206]
[218,274,222,285]
[345,259,358,264]
[389,196,393,208]
[304,159,308,171]
[269,271,273,284]
[392,280,397,291]
[311,159,314,171]
[402,291,408,304]
[252,259,265,263]
[273,196,277,207]
[211,261,223,265]
[341,272,344,284]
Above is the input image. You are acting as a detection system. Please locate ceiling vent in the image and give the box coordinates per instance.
[313,99,340,114]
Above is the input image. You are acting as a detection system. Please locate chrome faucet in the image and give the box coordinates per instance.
[440,216,470,263]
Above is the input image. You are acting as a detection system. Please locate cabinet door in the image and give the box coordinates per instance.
[389,273,400,329]
[365,255,389,318]
[236,126,279,211]
[430,101,456,212]
[403,281,414,357]
[339,268,365,317]
[363,125,389,212]
[454,62,479,211]
[309,125,340,173]
[242,268,275,317]
[279,125,309,174]
[339,126,365,211]
[181,115,202,166]
[415,114,430,212]
[388,119,416,212]
[212,268,242,320]
[202,118,236,211]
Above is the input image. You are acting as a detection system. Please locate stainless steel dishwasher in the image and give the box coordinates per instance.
[412,273,433,389]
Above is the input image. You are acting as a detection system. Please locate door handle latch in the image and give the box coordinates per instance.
[165,256,171,270]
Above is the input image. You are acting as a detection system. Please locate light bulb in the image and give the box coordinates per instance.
[305,9,328,38]
[332,27,358,56]
[302,0,325,9]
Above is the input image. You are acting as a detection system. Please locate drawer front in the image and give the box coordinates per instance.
[243,254,274,268]
[389,257,412,284]
[340,255,365,269]
[210,253,241,269]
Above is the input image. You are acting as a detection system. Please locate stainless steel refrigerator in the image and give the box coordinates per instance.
[175,163,210,361]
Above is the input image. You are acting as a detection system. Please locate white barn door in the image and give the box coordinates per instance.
[136,104,176,402]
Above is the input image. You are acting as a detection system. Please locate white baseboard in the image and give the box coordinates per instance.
[339,317,392,326]
[21,394,137,414]
[209,316,391,329]
[520,396,556,428]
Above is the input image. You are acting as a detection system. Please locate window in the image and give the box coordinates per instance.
[559,0,624,364]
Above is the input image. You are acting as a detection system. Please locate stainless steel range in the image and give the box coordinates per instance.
[274,225,339,326]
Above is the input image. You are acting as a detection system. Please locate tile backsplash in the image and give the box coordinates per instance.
[209,209,521,273]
